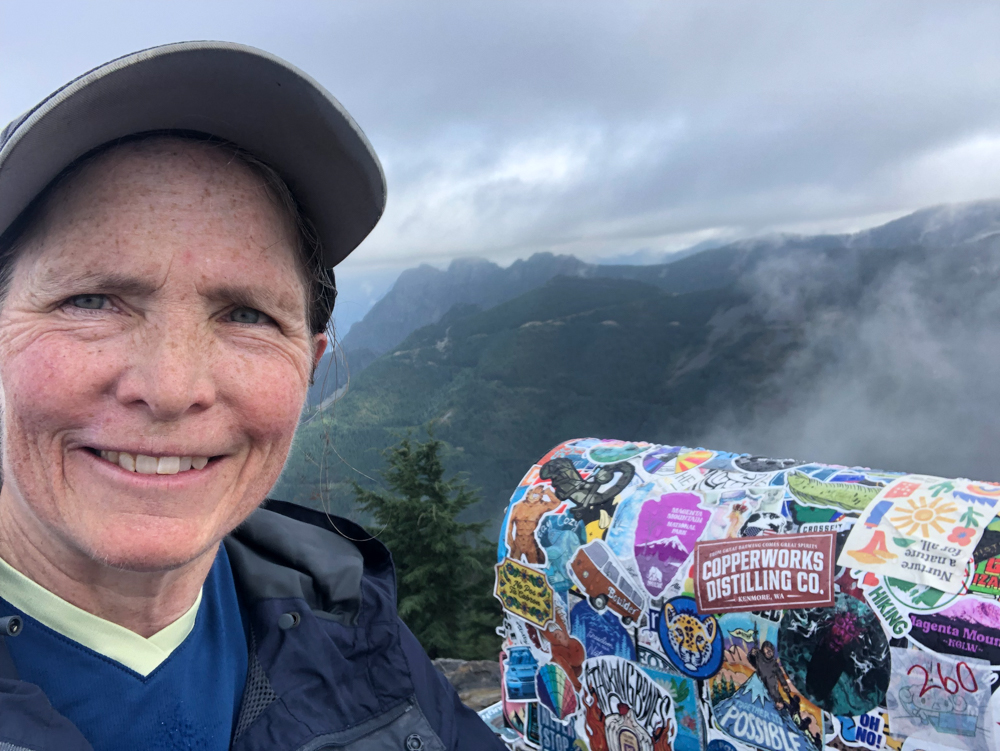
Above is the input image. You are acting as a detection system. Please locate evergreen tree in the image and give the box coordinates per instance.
[354,430,500,659]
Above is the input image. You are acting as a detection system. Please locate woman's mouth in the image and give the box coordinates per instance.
[86,449,215,475]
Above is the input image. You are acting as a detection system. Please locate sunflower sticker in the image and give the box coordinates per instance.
[888,495,958,539]
[839,476,998,593]
[881,477,997,548]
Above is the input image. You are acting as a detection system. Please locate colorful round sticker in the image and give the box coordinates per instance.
[657,596,722,679]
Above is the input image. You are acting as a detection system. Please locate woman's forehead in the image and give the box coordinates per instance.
[13,139,307,303]
[44,139,295,240]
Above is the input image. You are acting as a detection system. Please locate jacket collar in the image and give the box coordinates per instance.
[224,500,394,625]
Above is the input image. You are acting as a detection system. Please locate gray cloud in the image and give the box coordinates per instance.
[4,1,1000,275]
[702,244,1000,481]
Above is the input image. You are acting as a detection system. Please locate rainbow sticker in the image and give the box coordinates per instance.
[969,482,1000,497]
[535,663,577,722]
[675,450,713,473]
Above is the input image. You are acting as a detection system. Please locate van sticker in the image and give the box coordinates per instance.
[568,539,648,627]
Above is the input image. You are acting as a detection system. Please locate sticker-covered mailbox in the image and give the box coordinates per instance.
[494,438,1000,751]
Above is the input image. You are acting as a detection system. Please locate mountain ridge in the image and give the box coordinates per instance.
[333,200,1000,383]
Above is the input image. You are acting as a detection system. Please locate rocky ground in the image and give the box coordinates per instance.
[432,659,501,710]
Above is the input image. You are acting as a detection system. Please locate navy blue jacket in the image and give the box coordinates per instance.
[0,500,505,751]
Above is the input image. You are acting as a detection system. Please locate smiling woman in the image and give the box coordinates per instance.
[0,43,501,751]
[0,137,320,577]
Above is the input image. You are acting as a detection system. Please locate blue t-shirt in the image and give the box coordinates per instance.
[0,546,247,751]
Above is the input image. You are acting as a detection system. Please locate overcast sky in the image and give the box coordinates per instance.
[4,2,1000,328]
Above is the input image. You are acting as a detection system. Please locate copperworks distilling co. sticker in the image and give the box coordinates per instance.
[694,532,835,614]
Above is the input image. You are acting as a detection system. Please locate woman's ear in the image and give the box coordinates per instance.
[310,333,328,384]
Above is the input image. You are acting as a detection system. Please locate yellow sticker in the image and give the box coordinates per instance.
[495,557,554,628]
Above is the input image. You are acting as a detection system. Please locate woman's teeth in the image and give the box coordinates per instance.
[99,450,209,474]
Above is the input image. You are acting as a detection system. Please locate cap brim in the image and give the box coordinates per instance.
[0,41,386,267]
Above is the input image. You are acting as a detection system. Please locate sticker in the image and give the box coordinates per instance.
[778,592,890,715]
[699,471,785,495]
[496,557,556,628]
[835,711,890,751]
[581,656,677,751]
[734,456,803,473]
[643,447,680,474]
[541,610,586,692]
[878,575,961,614]
[968,516,1000,598]
[676,450,714,473]
[786,470,883,512]
[840,477,996,593]
[657,596,722,679]
[536,663,578,722]
[738,511,791,537]
[859,574,914,638]
[504,645,540,701]
[886,647,993,751]
[540,457,636,535]
[881,476,998,547]
[569,539,648,626]
[633,492,711,597]
[907,597,1000,664]
[501,648,541,744]
[642,666,703,751]
[477,701,523,744]
[588,441,650,464]
[699,488,786,541]
[839,520,971,594]
[708,613,823,751]
[538,511,588,593]
[507,485,562,565]
[538,704,579,750]
[969,556,1000,598]
[570,599,636,661]
[851,529,971,594]
[637,644,675,672]
[694,532,836,614]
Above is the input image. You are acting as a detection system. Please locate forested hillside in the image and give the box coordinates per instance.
[279,201,1000,533]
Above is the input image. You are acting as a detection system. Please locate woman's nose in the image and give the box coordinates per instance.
[113,322,216,420]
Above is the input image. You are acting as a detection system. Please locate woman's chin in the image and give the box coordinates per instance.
[78,518,220,572]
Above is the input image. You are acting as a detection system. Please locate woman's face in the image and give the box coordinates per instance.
[0,139,325,571]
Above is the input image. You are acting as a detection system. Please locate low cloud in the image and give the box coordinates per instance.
[702,246,1000,481]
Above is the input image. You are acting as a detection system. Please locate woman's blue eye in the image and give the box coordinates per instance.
[70,294,108,310]
[230,307,266,324]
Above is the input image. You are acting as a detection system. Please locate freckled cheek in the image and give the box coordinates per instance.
[1,341,121,429]
[218,358,308,446]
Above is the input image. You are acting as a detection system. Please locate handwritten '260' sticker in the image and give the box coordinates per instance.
[657,596,722,679]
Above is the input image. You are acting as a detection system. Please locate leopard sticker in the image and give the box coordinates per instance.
[658,596,722,678]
